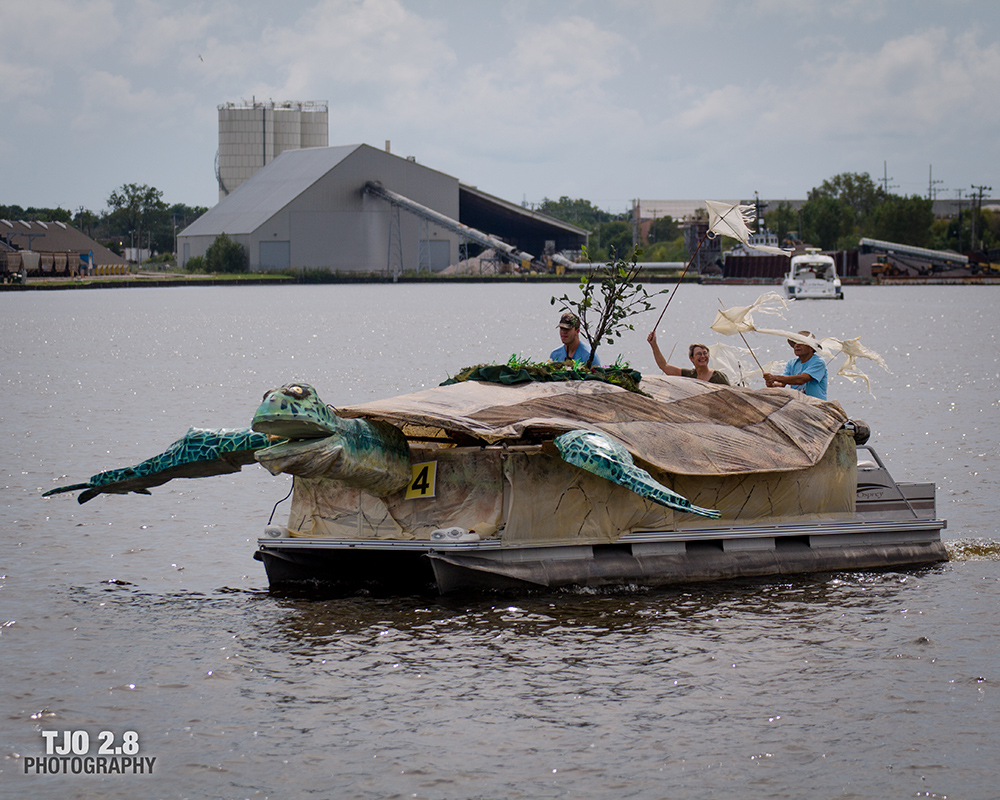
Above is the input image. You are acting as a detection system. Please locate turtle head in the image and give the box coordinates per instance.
[252,383,342,439]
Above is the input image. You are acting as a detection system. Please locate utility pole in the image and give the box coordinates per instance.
[970,184,992,251]
[880,161,898,194]
[955,189,964,253]
[928,165,943,200]
[754,192,768,232]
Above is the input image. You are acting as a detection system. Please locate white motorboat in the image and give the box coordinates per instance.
[782,249,844,299]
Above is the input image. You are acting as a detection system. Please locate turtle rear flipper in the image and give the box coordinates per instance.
[554,429,720,518]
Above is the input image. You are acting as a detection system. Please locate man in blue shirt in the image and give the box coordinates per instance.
[763,330,828,400]
[550,313,601,366]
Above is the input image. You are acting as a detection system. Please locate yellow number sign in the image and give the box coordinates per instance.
[405,461,437,499]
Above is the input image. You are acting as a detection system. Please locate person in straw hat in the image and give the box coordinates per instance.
[763,330,828,400]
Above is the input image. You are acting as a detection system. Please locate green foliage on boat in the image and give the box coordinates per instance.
[442,353,647,395]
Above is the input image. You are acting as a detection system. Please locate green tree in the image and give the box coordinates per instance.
[590,220,632,262]
[155,203,208,255]
[204,233,248,274]
[73,207,99,238]
[981,209,1000,250]
[764,201,799,244]
[551,247,666,368]
[643,237,687,262]
[25,206,72,223]
[185,255,206,272]
[1,204,72,223]
[537,196,614,230]
[869,195,934,247]
[106,183,167,255]
[809,172,883,220]
[647,215,679,243]
[799,196,855,250]
[0,204,26,219]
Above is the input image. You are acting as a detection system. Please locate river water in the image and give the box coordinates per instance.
[1,283,997,799]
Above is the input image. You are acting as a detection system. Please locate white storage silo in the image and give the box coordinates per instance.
[216,100,329,200]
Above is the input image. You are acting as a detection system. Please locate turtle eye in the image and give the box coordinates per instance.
[285,384,310,400]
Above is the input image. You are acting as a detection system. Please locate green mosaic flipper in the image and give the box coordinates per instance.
[554,429,720,518]
[43,427,274,504]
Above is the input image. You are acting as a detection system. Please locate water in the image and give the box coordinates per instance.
[1,283,998,799]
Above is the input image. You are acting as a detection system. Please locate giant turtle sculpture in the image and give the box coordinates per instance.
[42,374,947,594]
[45,381,724,518]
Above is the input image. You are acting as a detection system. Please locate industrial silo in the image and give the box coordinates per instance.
[216,100,328,199]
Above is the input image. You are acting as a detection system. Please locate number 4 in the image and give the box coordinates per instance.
[405,461,437,499]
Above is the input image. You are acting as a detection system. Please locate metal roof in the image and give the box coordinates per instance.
[180,144,362,237]
[459,185,588,254]
[460,184,589,236]
[0,219,126,264]
[858,237,968,265]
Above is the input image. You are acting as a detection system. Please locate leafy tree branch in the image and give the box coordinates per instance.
[551,247,667,368]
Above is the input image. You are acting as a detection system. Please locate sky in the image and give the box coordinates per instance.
[2,0,997,216]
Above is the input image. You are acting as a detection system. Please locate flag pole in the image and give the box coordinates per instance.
[651,203,748,332]
[651,233,705,330]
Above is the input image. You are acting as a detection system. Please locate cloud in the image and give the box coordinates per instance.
[124,0,227,68]
[0,62,52,102]
[72,70,197,133]
[800,29,1000,133]
[3,0,997,211]
[671,27,1000,146]
[244,0,456,98]
[3,0,121,59]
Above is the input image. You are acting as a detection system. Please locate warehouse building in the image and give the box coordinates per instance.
[178,143,587,274]
[1,219,127,278]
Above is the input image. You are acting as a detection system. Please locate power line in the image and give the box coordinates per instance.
[880,161,898,193]
[928,165,944,200]
[970,184,992,251]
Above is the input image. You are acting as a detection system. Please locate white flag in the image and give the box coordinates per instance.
[705,200,791,257]
[711,293,890,394]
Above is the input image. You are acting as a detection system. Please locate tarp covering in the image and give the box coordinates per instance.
[285,431,857,543]
[339,376,848,477]
[288,445,506,540]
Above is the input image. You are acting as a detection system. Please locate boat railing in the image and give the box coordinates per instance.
[856,445,920,519]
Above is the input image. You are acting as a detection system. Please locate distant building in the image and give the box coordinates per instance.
[216,100,329,200]
[180,143,587,274]
[1,219,126,276]
[633,199,807,224]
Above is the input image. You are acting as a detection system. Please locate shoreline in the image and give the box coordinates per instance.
[3,272,998,292]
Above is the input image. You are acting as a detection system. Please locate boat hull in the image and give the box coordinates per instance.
[782,251,844,299]
[254,438,947,595]
[782,278,844,300]
[255,515,947,595]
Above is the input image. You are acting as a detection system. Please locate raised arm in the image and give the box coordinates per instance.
[647,330,683,377]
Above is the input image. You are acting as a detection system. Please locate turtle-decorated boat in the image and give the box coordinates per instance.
[45,367,947,594]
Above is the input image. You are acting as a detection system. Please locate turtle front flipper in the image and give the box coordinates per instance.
[43,427,275,504]
[554,429,720,519]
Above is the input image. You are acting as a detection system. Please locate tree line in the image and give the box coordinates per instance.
[1,184,207,261]
[4,171,996,266]
[537,172,999,260]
